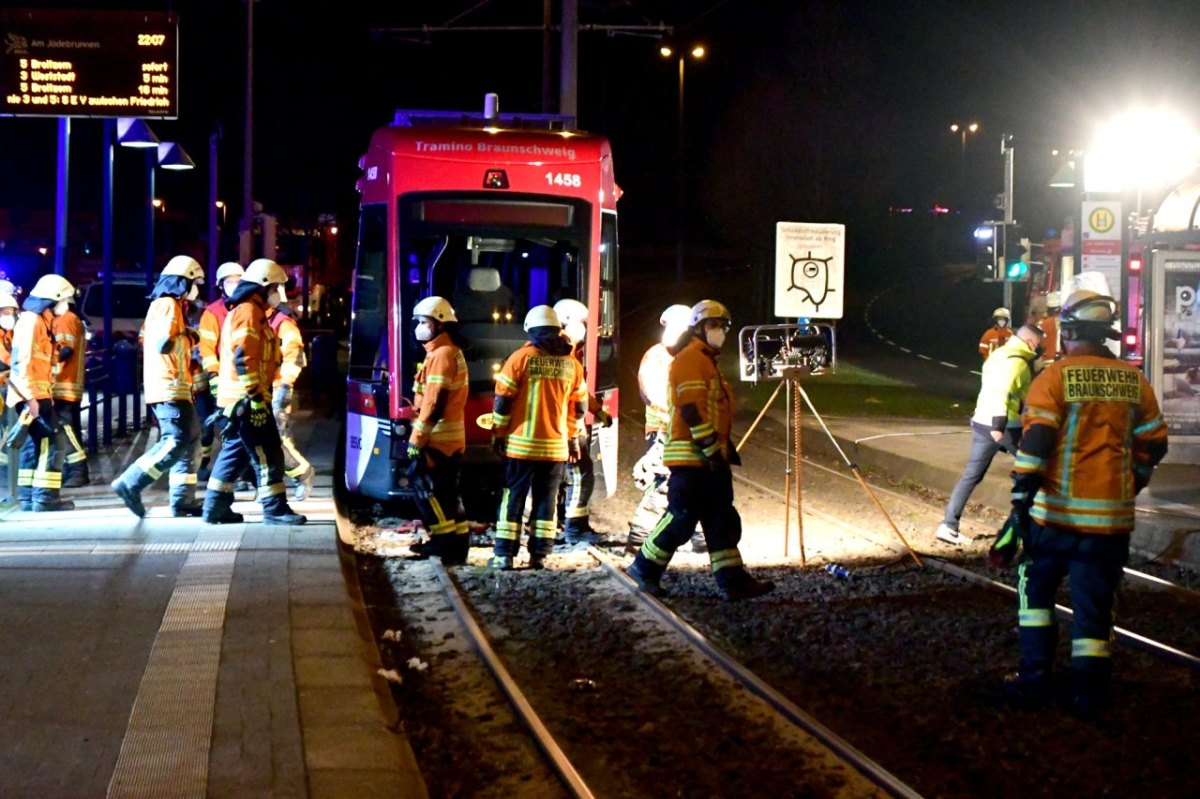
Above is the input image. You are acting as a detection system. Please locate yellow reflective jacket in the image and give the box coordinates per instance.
[411,332,468,455]
[493,342,585,461]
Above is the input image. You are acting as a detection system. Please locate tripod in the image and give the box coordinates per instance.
[736,369,923,568]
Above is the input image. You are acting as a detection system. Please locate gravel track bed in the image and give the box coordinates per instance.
[358,556,567,798]
[452,551,882,798]
[654,562,1200,799]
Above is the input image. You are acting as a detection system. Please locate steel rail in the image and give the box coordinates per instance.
[428,559,596,799]
[736,426,1200,597]
[732,471,1200,672]
[587,546,925,799]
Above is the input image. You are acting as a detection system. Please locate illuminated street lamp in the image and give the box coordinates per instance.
[661,42,707,283]
[949,121,980,188]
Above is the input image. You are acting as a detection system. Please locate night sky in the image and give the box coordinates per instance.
[2,0,1199,279]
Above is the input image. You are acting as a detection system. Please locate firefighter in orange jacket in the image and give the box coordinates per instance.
[0,292,17,413]
[267,297,314,500]
[111,256,206,517]
[552,298,614,545]
[7,274,77,512]
[406,296,471,564]
[627,300,775,601]
[979,307,1013,360]
[195,261,244,474]
[202,258,306,526]
[51,298,88,487]
[628,303,701,552]
[490,305,586,570]
[996,290,1168,717]
[1037,291,1061,366]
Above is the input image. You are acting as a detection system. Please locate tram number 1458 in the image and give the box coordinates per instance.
[544,172,582,188]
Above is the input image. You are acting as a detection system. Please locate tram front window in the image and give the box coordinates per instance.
[399,196,589,392]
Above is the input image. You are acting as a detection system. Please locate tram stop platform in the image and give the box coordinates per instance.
[784,411,1200,568]
[0,407,428,799]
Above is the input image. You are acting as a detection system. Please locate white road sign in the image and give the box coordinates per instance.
[774,221,845,319]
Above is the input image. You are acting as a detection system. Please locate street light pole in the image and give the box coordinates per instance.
[676,52,685,284]
[664,43,705,285]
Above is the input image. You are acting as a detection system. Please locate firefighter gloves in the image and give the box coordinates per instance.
[989,506,1029,569]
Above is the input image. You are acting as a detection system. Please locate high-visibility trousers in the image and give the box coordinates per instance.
[17,399,63,506]
[114,401,199,511]
[494,458,565,558]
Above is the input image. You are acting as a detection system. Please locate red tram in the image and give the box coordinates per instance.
[345,101,620,511]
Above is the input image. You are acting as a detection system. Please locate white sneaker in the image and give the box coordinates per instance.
[936,524,969,546]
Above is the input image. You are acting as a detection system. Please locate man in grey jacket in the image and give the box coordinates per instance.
[936,323,1044,545]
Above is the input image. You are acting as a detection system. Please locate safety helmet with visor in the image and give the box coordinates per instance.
[523,305,561,331]
[660,303,693,345]
[552,299,588,345]
[244,258,289,307]
[412,296,458,323]
[690,299,732,350]
[1060,290,1120,341]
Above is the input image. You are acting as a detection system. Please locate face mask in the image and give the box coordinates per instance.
[53,300,70,317]
[0,315,14,331]
[415,320,434,342]
[267,291,282,308]
[705,328,727,350]
[996,318,1009,328]
[187,284,200,302]
[223,279,240,297]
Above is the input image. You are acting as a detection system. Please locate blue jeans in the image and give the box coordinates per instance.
[941,421,1018,530]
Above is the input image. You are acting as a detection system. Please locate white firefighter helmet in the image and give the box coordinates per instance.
[1045,291,1062,309]
[992,307,1011,319]
[659,304,692,328]
[29,274,76,303]
[0,279,19,297]
[161,254,205,282]
[243,258,288,287]
[689,299,732,328]
[413,296,458,323]
[1061,290,1119,340]
[523,304,561,331]
[215,261,244,282]
[0,294,18,311]
[552,298,588,327]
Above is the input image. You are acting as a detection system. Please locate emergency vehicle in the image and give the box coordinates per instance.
[344,98,620,512]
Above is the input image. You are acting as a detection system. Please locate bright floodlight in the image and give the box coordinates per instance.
[1087,107,1200,192]
[968,122,979,133]
[659,45,673,58]
[974,225,994,240]
[691,45,706,58]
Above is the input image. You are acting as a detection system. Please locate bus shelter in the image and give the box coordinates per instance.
[1143,177,1200,463]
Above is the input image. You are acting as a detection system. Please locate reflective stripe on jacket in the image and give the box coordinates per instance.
[979,326,1013,360]
[198,300,229,374]
[217,295,276,407]
[493,342,585,461]
[1014,354,1169,534]
[51,309,86,401]
[663,336,734,468]
[267,308,306,387]
[143,296,194,404]
[411,332,468,455]
[638,342,672,435]
[0,328,12,394]
[971,334,1037,430]
[7,309,56,405]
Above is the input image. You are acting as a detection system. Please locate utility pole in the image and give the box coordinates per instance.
[559,0,578,119]
[542,0,554,113]
[240,0,255,263]
[1001,134,1015,310]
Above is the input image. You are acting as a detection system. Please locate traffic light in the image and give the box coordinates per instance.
[1002,227,1030,280]
[974,224,999,282]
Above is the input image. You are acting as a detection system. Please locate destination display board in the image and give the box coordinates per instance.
[1,9,178,119]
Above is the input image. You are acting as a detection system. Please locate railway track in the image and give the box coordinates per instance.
[385,548,922,798]
[729,427,1200,669]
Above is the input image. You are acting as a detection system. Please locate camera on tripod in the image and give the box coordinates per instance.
[737,321,837,383]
